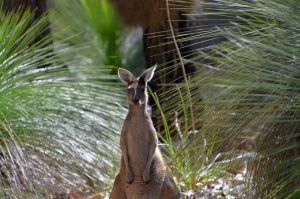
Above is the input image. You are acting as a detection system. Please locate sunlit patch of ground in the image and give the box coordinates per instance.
[180,173,250,199]
[83,170,251,199]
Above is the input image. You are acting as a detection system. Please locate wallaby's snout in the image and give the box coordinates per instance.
[127,82,145,105]
[132,95,139,104]
[118,65,157,106]
[132,89,141,104]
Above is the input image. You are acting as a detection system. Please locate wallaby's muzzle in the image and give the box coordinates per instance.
[132,87,144,105]
[132,96,139,104]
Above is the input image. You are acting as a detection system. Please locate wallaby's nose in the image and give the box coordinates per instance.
[132,88,140,103]
[133,96,139,103]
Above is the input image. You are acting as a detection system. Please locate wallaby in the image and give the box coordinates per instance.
[110,65,180,199]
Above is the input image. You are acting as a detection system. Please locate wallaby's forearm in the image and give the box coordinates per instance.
[121,135,133,183]
[145,142,156,169]
[143,134,157,182]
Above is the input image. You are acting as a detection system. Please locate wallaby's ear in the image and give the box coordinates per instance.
[118,68,134,84]
[139,64,157,84]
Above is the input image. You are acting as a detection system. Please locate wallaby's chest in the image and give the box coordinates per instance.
[122,116,153,170]
[125,117,151,149]
[125,115,152,136]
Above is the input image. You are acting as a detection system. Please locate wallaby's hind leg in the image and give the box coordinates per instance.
[109,174,127,199]
[159,172,180,199]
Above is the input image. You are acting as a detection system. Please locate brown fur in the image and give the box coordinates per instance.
[110,67,180,199]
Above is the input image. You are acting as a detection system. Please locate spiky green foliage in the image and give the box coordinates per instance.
[0,6,126,198]
[50,0,122,67]
[151,90,224,191]
[50,0,145,75]
[158,0,300,198]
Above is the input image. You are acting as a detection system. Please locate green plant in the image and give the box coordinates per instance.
[159,0,300,198]
[151,89,225,192]
[0,6,126,198]
[50,0,145,75]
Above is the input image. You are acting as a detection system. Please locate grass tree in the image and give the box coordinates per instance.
[0,3,127,198]
[157,0,300,198]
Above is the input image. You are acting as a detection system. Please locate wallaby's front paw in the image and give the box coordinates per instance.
[143,170,150,183]
[127,170,134,184]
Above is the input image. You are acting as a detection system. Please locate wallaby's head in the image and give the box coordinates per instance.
[118,65,156,105]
